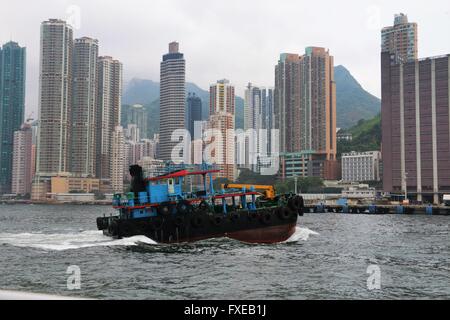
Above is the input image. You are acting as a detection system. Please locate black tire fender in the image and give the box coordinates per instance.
[211,214,224,226]
[260,210,272,224]
[277,207,292,220]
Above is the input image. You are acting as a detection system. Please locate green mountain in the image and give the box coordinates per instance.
[337,114,381,157]
[334,65,380,128]
[122,78,160,105]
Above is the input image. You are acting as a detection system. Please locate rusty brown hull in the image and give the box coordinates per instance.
[98,207,300,244]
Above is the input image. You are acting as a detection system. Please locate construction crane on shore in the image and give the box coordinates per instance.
[221,184,276,200]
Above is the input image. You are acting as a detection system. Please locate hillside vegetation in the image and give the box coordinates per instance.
[337,114,381,157]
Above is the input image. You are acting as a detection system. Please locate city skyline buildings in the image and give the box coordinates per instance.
[31,18,123,199]
[7,1,450,116]
[2,10,450,197]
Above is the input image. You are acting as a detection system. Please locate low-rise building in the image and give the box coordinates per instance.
[51,176,100,194]
[280,151,340,180]
[341,151,381,182]
[50,193,95,202]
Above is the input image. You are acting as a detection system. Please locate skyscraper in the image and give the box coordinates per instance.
[274,53,301,154]
[71,37,99,177]
[186,92,202,140]
[0,41,26,194]
[96,56,122,180]
[36,19,73,177]
[208,79,236,181]
[275,48,337,179]
[300,47,336,161]
[11,123,33,195]
[381,13,418,64]
[159,42,186,161]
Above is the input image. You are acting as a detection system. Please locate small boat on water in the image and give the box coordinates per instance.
[96,164,304,244]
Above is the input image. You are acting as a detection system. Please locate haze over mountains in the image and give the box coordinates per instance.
[122,65,380,136]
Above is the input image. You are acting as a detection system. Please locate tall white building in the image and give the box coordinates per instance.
[207,79,236,181]
[159,42,186,161]
[36,19,73,177]
[342,151,381,182]
[96,56,122,180]
[12,123,33,195]
[111,126,125,193]
[71,37,99,177]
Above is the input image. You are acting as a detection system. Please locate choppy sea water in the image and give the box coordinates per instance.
[0,204,448,299]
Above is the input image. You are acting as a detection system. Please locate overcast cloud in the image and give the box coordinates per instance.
[1,0,449,116]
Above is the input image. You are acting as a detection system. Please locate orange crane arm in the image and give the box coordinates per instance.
[221,184,276,200]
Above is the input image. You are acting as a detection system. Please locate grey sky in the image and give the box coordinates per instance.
[1,0,449,117]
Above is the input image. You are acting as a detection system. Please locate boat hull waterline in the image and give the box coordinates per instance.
[97,208,299,244]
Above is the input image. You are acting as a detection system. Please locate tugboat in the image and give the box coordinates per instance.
[96,164,304,244]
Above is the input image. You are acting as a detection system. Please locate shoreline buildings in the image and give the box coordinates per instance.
[381,14,450,204]
[32,19,123,200]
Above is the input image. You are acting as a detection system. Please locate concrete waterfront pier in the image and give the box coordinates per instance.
[305,204,450,216]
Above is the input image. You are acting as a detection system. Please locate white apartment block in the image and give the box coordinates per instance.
[341,151,381,182]
[11,124,33,195]
[36,19,73,176]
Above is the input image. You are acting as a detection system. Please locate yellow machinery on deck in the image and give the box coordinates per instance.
[221,184,276,200]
